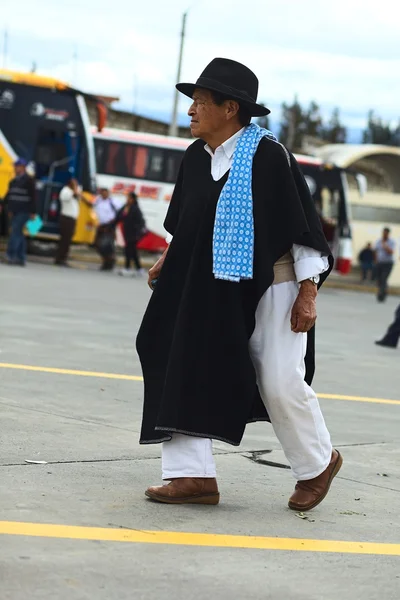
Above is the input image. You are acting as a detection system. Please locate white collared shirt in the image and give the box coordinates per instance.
[59,186,79,220]
[204,128,245,181]
[94,196,117,225]
[203,129,329,282]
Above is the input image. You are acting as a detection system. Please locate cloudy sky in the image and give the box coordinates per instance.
[2,0,399,140]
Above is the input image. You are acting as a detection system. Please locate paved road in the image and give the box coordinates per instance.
[1,263,399,600]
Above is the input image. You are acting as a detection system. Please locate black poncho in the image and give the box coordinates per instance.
[137,137,332,446]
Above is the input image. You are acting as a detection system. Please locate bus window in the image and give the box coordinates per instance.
[165,150,184,183]
[105,142,123,176]
[95,139,106,173]
[124,144,136,176]
[34,128,69,179]
[133,146,148,178]
[146,148,164,181]
[321,188,339,221]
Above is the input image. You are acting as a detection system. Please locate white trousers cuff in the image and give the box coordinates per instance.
[162,433,217,480]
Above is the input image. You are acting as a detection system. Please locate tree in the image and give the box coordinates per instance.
[303,101,323,138]
[323,108,347,143]
[256,114,270,130]
[256,104,270,131]
[391,121,400,146]
[363,110,395,145]
[279,96,306,151]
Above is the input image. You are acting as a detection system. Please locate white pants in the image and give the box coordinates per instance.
[162,282,332,482]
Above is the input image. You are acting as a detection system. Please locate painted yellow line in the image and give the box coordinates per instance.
[0,521,399,555]
[0,362,143,382]
[318,393,400,406]
[0,362,399,406]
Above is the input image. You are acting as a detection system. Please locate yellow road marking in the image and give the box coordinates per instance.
[0,521,399,555]
[0,362,399,405]
[0,362,143,382]
[318,393,400,406]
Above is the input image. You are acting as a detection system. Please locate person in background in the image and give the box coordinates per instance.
[117,191,146,277]
[55,178,80,267]
[0,193,8,240]
[375,228,395,302]
[3,158,36,266]
[376,304,400,349]
[94,188,118,271]
[358,242,375,282]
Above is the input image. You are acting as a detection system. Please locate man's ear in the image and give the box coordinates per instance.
[225,100,240,121]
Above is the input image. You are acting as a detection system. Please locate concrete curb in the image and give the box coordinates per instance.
[324,280,400,296]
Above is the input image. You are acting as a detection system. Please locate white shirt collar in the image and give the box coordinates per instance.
[204,127,245,159]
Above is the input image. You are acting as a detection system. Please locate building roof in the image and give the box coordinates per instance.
[315,144,400,167]
[314,144,400,192]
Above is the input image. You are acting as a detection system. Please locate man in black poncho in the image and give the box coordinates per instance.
[136,58,342,510]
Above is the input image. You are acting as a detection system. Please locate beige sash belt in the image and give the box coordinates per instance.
[272,252,296,285]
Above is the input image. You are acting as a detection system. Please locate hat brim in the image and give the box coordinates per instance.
[176,82,270,117]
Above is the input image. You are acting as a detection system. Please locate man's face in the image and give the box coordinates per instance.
[188,88,229,139]
[14,164,26,177]
[383,229,390,240]
[100,189,109,199]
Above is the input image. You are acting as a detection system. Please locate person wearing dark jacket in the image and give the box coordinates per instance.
[4,158,36,266]
[358,242,375,281]
[376,304,400,349]
[117,192,146,277]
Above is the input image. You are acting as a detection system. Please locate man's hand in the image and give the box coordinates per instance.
[291,280,317,333]
[148,246,169,290]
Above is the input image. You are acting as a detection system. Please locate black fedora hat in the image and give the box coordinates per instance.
[176,57,270,117]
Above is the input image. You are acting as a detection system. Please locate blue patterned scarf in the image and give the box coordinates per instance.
[213,123,278,282]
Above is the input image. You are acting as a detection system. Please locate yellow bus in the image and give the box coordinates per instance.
[0,69,105,246]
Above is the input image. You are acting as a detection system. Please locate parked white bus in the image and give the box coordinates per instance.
[92,127,357,272]
[92,127,191,251]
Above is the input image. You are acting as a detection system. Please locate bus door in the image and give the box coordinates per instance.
[33,126,81,235]
[303,163,353,273]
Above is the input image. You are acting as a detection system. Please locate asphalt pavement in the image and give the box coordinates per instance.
[0,262,399,600]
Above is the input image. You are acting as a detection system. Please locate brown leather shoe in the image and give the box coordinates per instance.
[288,450,343,512]
[145,477,220,505]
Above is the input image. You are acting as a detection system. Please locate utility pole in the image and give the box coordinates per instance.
[2,28,8,69]
[168,11,187,137]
